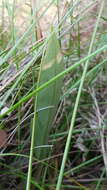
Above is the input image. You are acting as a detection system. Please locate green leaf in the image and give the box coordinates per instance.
[34,30,64,159]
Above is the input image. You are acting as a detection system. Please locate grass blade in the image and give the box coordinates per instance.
[34,29,64,159]
[56,1,105,189]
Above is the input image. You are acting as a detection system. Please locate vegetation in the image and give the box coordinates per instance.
[0,0,107,189]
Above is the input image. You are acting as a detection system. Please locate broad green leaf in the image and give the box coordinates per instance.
[34,30,64,159]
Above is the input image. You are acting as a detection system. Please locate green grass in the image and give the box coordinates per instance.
[0,0,107,190]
